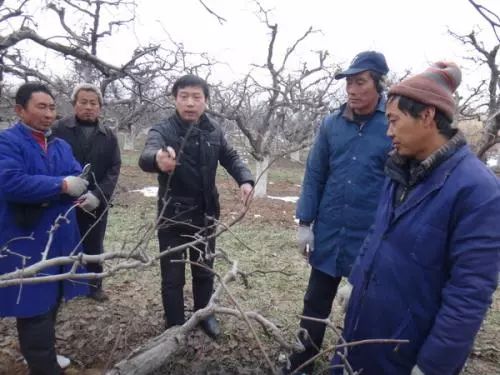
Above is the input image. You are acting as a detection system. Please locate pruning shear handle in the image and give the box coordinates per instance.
[80,163,91,180]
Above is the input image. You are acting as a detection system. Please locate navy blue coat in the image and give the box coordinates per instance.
[0,123,89,318]
[334,145,500,374]
[296,99,391,277]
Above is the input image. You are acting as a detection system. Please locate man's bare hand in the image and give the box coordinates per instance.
[240,183,253,207]
[155,146,176,173]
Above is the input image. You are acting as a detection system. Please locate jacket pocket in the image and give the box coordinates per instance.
[410,224,447,270]
[389,310,420,368]
[160,196,203,227]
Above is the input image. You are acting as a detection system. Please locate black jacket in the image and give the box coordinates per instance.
[139,113,253,225]
[52,116,121,206]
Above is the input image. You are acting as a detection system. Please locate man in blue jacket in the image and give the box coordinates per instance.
[285,51,392,374]
[0,83,89,374]
[333,62,500,375]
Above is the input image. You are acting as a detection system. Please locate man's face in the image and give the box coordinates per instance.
[386,98,434,160]
[74,90,101,122]
[15,92,56,132]
[175,85,207,124]
[345,71,379,115]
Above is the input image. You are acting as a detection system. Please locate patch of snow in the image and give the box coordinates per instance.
[487,158,498,167]
[267,195,299,203]
[254,214,262,218]
[130,186,158,197]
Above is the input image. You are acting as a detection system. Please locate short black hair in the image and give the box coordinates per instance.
[387,94,454,138]
[172,74,209,100]
[15,82,54,108]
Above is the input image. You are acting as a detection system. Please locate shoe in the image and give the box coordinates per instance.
[89,289,109,302]
[23,354,71,370]
[57,354,71,369]
[199,315,220,339]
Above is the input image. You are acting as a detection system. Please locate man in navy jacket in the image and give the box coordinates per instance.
[333,62,500,375]
[286,51,392,374]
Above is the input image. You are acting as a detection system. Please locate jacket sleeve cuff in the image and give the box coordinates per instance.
[239,180,254,187]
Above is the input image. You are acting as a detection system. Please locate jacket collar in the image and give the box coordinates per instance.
[390,142,470,224]
[17,122,53,139]
[172,112,215,135]
[62,115,106,134]
[341,95,386,122]
[385,130,467,187]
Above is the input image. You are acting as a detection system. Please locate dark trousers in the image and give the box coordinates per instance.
[16,306,61,375]
[288,268,342,374]
[158,227,215,328]
[77,209,108,291]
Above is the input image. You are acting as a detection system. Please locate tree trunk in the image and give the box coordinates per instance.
[107,325,186,375]
[254,155,269,198]
[123,130,135,151]
[290,150,300,162]
[475,110,500,160]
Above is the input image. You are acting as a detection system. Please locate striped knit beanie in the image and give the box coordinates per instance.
[389,61,462,121]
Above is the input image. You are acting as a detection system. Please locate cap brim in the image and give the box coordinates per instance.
[334,67,368,80]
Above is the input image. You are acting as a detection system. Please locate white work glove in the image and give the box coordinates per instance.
[297,225,314,257]
[336,282,353,313]
[63,176,89,197]
[78,191,100,211]
[411,365,425,375]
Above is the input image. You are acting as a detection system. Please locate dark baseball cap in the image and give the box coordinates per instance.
[335,51,389,80]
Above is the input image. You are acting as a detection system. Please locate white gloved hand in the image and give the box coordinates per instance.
[63,176,89,197]
[411,365,424,375]
[297,225,314,256]
[336,282,353,313]
[78,191,100,211]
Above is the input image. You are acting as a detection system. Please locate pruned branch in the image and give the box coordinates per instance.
[198,0,227,25]
[468,0,500,42]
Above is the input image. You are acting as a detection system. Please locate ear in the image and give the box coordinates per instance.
[14,104,24,118]
[422,107,436,128]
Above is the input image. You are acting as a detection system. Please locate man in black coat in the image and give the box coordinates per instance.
[53,83,121,302]
[139,74,254,338]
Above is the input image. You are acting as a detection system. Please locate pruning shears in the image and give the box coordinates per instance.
[80,163,92,181]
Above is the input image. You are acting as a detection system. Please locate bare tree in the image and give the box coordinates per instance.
[451,1,499,159]
[209,2,340,197]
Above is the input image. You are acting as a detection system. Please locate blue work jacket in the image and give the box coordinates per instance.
[334,145,500,374]
[296,98,391,276]
[0,123,89,318]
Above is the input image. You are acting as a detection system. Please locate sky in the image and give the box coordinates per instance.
[3,0,499,90]
[122,0,499,86]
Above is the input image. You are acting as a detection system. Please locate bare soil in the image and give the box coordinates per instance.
[0,156,498,375]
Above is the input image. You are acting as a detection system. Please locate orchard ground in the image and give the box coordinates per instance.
[0,151,498,374]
